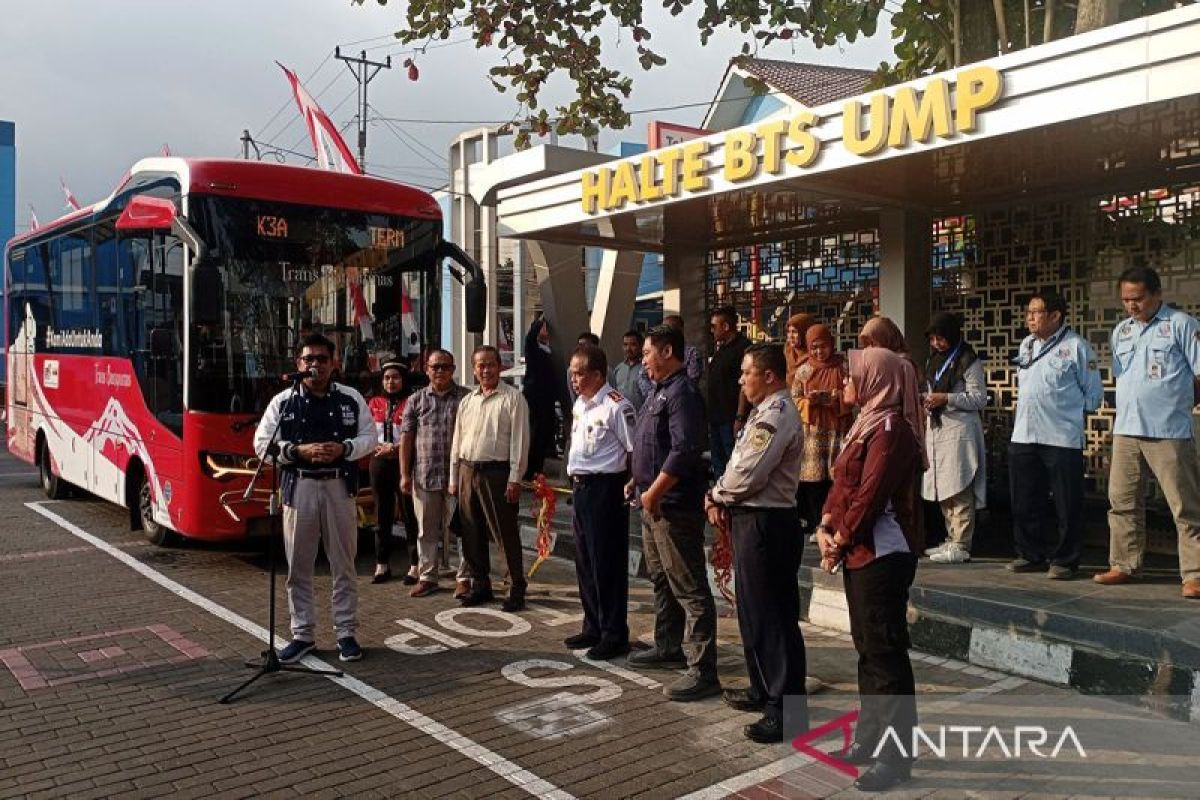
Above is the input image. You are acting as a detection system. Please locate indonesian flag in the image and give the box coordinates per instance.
[60,178,81,211]
[28,205,39,231]
[277,62,362,175]
[346,267,375,342]
[161,143,171,156]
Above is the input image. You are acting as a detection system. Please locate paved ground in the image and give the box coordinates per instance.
[1,445,1198,799]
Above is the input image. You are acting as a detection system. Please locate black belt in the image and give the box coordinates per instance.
[295,468,342,480]
[571,472,627,485]
[463,460,509,472]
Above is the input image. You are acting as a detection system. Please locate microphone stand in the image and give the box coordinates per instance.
[220,375,341,704]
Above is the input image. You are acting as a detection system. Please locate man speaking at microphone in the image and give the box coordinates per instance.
[254,334,376,664]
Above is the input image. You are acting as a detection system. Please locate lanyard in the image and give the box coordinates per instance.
[928,341,963,391]
[1013,326,1070,370]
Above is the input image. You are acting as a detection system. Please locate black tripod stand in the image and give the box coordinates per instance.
[220,379,341,704]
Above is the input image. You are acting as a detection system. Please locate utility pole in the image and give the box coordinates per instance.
[335,47,392,170]
[240,129,261,161]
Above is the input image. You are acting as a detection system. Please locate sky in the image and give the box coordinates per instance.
[0,0,896,234]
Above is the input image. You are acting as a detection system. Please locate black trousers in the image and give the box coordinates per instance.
[731,507,808,722]
[524,401,555,481]
[843,552,917,765]
[571,473,630,644]
[458,464,525,592]
[1009,442,1085,568]
[796,480,832,531]
[369,456,418,568]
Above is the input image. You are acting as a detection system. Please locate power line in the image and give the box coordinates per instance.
[252,50,337,148]
[370,114,448,174]
[367,103,447,165]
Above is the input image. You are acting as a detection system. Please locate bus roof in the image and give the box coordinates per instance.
[7,157,443,251]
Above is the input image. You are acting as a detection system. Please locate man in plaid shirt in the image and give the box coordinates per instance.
[400,349,471,598]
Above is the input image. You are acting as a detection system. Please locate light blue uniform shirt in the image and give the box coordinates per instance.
[1011,327,1103,449]
[1110,305,1200,439]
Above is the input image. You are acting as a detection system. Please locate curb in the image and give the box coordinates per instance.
[800,567,1200,724]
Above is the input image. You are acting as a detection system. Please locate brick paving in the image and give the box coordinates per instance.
[1,445,1198,798]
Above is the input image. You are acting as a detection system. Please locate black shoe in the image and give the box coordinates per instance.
[500,590,526,613]
[841,742,874,765]
[585,640,631,661]
[563,632,600,649]
[1006,558,1047,573]
[336,636,363,663]
[853,759,911,792]
[1047,564,1078,580]
[743,715,784,744]
[460,587,495,607]
[371,568,392,584]
[722,688,766,713]
[627,646,688,670]
[401,572,419,586]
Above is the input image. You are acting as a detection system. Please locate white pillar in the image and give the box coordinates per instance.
[589,218,645,359]
[878,209,931,362]
[524,239,588,371]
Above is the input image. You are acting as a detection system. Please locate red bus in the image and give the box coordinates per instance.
[5,158,485,544]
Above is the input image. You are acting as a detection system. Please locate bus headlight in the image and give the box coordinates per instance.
[200,452,262,481]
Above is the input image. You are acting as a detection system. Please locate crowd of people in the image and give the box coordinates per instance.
[253,264,1200,793]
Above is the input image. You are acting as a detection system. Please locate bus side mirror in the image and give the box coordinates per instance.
[117,195,176,231]
[192,256,224,326]
[437,240,487,334]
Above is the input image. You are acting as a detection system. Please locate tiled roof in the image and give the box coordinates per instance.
[736,58,874,107]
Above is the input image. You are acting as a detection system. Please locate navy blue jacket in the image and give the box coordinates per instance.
[632,369,707,510]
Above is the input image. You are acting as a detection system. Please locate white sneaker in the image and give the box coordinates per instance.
[929,546,971,564]
[808,532,818,543]
[923,542,949,556]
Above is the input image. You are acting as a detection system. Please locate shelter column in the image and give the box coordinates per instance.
[662,246,708,357]
[590,218,645,358]
[878,209,932,361]
[524,239,589,374]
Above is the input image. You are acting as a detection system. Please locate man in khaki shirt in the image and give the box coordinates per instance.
[449,345,531,611]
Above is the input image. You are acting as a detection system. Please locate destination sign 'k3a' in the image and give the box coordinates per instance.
[580,66,1003,215]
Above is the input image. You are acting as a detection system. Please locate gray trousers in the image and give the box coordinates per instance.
[282,476,358,641]
[1107,435,1200,582]
[412,485,469,584]
[641,508,717,679]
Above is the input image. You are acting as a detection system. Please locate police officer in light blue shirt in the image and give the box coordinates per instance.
[1008,291,1103,579]
[1098,266,1200,599]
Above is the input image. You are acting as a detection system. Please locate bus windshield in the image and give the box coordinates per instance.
[187,195,441,414]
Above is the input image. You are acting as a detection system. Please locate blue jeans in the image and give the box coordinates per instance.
[709,422,736,479]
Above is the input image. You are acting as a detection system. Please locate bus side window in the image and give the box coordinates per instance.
[94,221,123,356]
[50,231,96,335]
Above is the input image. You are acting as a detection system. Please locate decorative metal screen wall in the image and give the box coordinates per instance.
[704,231,879,351]
[932,181,1200,552]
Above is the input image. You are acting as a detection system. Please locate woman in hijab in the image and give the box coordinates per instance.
[368,363,421,584]
[784,313,815,392]
[792,324,852,538]
[921,312,987,565]
[815,347,924,793]
[857,316,909,356]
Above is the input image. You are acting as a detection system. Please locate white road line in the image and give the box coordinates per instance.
[571,649,663,690]
[26,501,575,800]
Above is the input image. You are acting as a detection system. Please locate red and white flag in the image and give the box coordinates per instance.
[277,62,362,175]
[28,205,39,231]
[161,143,172,156]
[60,178,81,211]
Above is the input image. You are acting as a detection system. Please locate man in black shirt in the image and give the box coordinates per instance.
[627,325,719,701]
[707,306,751,478]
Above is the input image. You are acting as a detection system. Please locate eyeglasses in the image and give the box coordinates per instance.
[1025,309,1049,317]
[300,354,330,364]
[429,364,454,372]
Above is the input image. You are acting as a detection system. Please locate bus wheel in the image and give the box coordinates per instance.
[139,477,179,547]
[38,442,70,500]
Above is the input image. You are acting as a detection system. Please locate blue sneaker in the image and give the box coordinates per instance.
[278,639,315,664]
[337,636,363,662]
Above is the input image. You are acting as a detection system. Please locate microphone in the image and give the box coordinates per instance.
[281,368,317,383]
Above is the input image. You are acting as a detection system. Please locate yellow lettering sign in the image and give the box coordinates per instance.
[581,168,610,214]
[681,140,711,193]
[608,162,639,209]
[638,155,664,202]
[786,112,820,168]
[843,94,889,156]
[724,131,758,182]
[956,66,1003,133]
[887,80,952,147]
[755,119,789,174]
[659,148,683,197]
